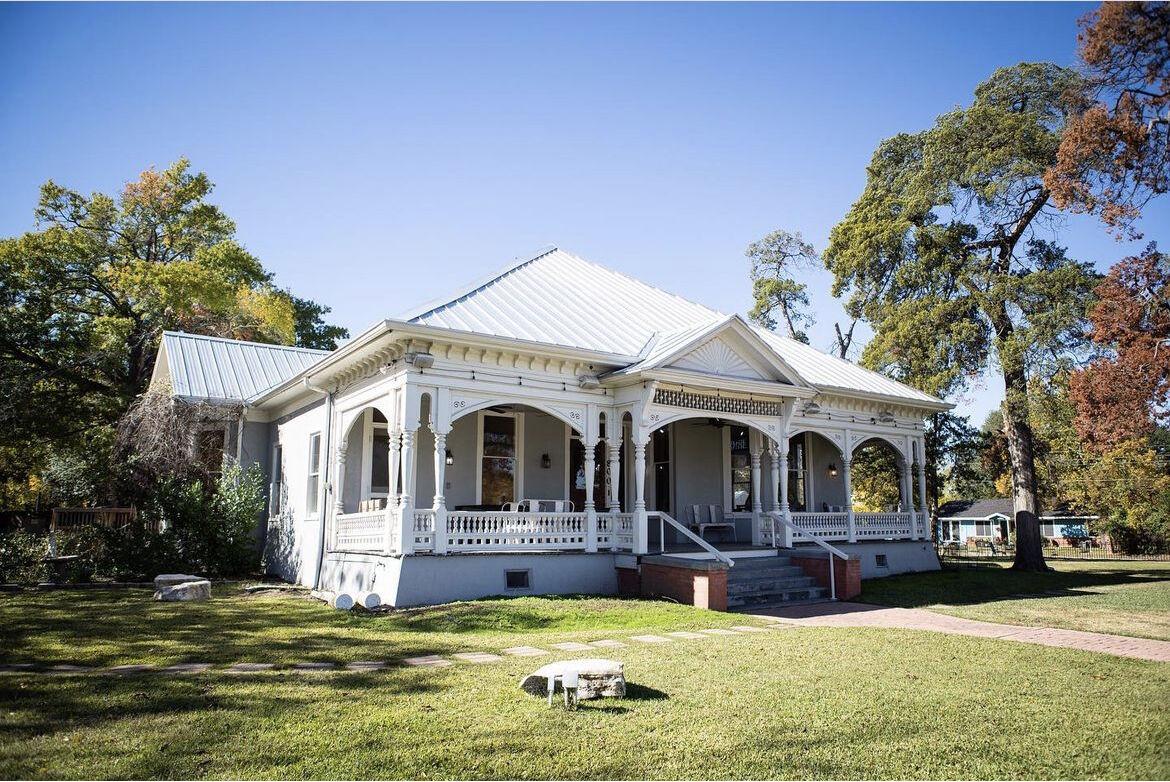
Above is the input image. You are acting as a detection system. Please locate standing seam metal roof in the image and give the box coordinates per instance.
[160,331,329,402]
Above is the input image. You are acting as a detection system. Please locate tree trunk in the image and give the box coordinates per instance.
[1000,361,1048,571]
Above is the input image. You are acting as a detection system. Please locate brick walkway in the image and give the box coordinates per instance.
[745,601,1170,663]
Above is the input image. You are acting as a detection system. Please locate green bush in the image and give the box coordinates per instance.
[0,531,49,583]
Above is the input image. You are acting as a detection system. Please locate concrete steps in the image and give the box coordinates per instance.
[726,554,830,608]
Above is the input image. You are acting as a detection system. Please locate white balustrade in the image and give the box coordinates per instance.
[853,512,915,540]
[789,512,850,540]
[413,509,435,551]
[444,511,590,552]
[334,511,388,552]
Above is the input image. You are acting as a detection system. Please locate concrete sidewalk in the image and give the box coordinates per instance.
[745,601,1170,663]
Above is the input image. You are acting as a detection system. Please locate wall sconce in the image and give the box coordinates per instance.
[541,453,552,469]
[828,463,839,478]
[445,449,454,466]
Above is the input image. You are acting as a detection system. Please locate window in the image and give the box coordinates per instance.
[788,438,807,511]
[371,428,390,496]
[480,414,516,506]
[505,569,531,590]
[729,426,752,512]
[306,432,322,516]
[269,444,284,516]
[569,434,605,512]
[197,428,226,480]
[653,427,671,513]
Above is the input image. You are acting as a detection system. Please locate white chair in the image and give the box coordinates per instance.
[691,504,736,542]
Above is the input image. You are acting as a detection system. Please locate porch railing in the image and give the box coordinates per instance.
[854,512,915,540]
[335,510,388,552]
[445,511,589,552]
[767,511,848,600]
[790,512,850,540]
[413,509,435,551]
[765,511,920,543]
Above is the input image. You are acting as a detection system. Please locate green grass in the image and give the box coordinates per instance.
[1,588,1169,779]
[861,560,1170,641]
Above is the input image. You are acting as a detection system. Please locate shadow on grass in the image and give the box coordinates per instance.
[859,563,1170,610]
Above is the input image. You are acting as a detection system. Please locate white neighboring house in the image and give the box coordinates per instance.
[150,246,950,608]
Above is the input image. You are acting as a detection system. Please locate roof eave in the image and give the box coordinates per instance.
[813,384,952,412]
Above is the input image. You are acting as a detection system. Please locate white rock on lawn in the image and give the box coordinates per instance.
[153,573,202,589]
[154,580,211,601]
[520,658,626,700]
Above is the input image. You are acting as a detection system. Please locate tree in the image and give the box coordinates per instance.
[290,295,349,351]
[1047,2,1170,237]
[1069,244,1170,451]
[826,63,1100,570]
[746,230,818,343]
[0,159,345,503]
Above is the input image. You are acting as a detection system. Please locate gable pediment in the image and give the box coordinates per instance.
[668,336,769,380]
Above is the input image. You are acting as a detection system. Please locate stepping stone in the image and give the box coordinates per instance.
[731,625,769,633]
[549,642,593,652]
[48,664,94,674]
[0,663,37,674]
[700,628,741,636]
[403,655,452,668]
[629,634,672,643]
[667,631,708,639]
[106,664,156,675]
[162,663,212,674]
[589,640,627,649]
[227,662,275,673]
[345,661,388,671]
[502,646,548,657]
[293,662,338,671]
[452,652,503,664]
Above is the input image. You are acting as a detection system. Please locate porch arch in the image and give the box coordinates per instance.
[788,427,846,459]
[336,404,394,515]
[449,397,584,437]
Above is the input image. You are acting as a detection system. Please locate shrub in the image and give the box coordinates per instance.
[0,531,49,583]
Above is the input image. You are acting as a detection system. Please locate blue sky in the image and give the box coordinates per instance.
[2,2,1166,427]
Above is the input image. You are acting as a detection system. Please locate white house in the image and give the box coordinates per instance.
[151,246,948,609]
[937,499,1099,546]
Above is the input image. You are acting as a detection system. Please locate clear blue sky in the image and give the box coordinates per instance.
[2,2,1166,427]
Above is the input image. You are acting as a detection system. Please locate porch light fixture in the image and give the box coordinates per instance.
[405,351,435,369]
[541,453,552,469]
[828,463,839,477]
[445,449,454,466]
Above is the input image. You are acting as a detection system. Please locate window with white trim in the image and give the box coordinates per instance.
[306,432,322,516]
[269,444,284,517]
[480,413,517,507]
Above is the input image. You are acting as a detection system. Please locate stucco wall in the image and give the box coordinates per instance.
[523,411,568,500]
[807,434,847,511]
[264,397,328,587]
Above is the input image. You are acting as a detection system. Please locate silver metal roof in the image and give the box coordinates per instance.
[157,331,329,403]
[404,247,720,357]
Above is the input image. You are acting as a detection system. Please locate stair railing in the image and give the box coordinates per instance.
[767,511,849,601]
[649,511,735,568]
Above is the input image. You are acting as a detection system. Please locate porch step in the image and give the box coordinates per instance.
[726,585,829,608]
[725,558,827,607]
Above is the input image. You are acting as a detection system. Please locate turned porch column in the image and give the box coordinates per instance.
[750,441,763,546]
[384,432,401,554]
[606,438,622,513]
[632,434,648,555]
[916,438,929,540]
[398,428,417,555]
[432,429,449,554]
[584,439,598,553]
[843,457,856,543]
[777,443,792,548]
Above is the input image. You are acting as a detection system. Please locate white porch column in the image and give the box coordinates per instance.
[384,432,400,554]
[916,439,929,540]
[331,446,347,551]
[749,440,763,546]
[902,463,919,540]
[398,428,416,555]
[606,438,622,513]
[777,444,792,548]
[632,434,648,555]
[432,429,449,554]
[584,439,598,553]
[843,457,856,543]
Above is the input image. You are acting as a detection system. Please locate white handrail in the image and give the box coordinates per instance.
[650,511,735,568]
[768,511,848,600]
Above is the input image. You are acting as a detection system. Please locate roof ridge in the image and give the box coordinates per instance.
[162,330,331,354]
[398,245,559,322]
[555,247,726,319]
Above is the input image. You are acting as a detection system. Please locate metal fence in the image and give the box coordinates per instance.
[936,542,1170,563]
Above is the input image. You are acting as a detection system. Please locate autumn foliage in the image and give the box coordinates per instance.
[1070,244,1170,451]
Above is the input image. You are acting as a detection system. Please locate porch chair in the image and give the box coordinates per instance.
[690,504,736,543]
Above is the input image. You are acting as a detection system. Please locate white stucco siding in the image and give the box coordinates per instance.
[265,398,328,587]
[523,412,568,501]
[808,435,847,510]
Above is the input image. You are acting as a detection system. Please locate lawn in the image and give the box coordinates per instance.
[860,560,1170,641]
[1,588,1168,779]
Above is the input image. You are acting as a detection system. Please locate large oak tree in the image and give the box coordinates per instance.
[825,63,1098,570]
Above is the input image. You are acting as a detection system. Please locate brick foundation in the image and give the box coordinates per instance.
[791,553,861,600]
[616,566,641,598]
[635,557,729,611]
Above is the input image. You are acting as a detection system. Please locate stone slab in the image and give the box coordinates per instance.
[452,652,504,664]
[345,661,388,671]
[731,625,768,632]
[105,664,156,675]
[588,639,627,649]
[227,662,274,673]
[293,662,338,671]
[153,573,202,589]
[549,641,593,652]
[403,655,452,668]
[520,658,625,700]
[666,631,708,639]
[162,663,212,674]
[629,634,672,643]
[700,628,741,636]
[154,580,211,602]
[502,646,549,657]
